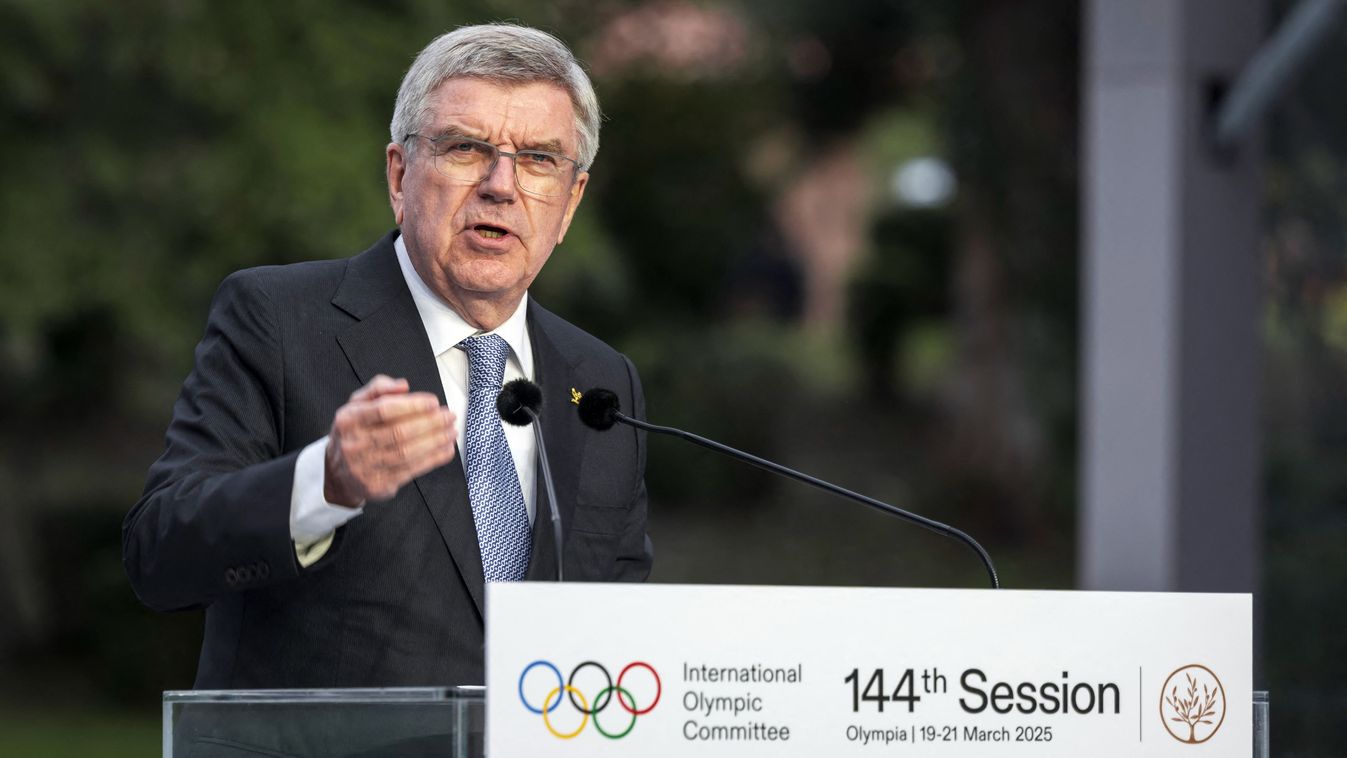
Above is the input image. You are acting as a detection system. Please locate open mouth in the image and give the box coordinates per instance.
[473,224,510,239]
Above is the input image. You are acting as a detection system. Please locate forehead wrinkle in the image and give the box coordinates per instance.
[427,79,577,154]
[498,87,573,154]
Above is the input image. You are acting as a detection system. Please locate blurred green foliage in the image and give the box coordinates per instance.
[0,0,1081,677]
[1260,6,1347,751]
[19,0,1347,756]
[2,0,463,412]
[0,712,159,758]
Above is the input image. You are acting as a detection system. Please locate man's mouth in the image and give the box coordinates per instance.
[473,224,510,239]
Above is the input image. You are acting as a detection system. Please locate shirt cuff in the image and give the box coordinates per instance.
[290,435,364,545]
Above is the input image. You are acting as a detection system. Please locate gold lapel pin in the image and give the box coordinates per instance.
[570,387,582,405]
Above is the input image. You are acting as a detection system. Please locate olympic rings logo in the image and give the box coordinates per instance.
[518,660,662,739]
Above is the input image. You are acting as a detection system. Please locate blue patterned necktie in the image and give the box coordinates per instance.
[458,334,531,582]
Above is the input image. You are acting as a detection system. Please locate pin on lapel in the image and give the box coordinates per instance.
[570,387,582,405]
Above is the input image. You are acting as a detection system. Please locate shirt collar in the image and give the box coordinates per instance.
[394,234,532,375]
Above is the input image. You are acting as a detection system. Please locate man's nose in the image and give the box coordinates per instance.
[477,153,517,202]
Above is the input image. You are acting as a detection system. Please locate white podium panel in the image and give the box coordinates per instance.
[486,584,1250,757]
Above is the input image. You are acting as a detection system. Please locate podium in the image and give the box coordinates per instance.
[164,584,1269,756]
[163,687,483,757]
[162,687,1268,757]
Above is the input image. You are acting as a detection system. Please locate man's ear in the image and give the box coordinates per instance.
[386,143,407,225]
[556,171,589,245]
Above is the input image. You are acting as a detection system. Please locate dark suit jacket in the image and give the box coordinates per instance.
[123,230,652,689]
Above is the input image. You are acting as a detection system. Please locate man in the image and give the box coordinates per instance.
[123,23,652,692]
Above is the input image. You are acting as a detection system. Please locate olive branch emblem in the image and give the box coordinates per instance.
[1166,673,1218,743]
[1160,665,1226,744]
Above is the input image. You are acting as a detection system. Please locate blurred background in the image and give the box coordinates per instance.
[0,0,1343,754]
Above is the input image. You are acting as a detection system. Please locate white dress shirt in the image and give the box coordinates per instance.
[288,234,537,561]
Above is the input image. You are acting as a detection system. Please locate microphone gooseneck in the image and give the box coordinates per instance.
[497,379,564,582]
[576,388,1001,590]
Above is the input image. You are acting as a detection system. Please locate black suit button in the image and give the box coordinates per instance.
[257,562,271,579]
[239,565,256,583]
[224,568,238,586]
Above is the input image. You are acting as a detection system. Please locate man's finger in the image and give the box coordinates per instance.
[384,435,459,484]
[361,416,454,469]
[348,374,409,403]
[365,406,455,450]
[345,392,441,427]
[404,440,458,480]
[380,424,457,472]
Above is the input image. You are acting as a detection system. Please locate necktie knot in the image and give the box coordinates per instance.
[458,334,510,392]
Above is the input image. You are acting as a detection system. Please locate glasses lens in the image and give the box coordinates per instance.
[514,152,572,196]
[431,138,495,183]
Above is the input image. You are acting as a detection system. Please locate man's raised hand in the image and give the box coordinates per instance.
[323,375,457,507]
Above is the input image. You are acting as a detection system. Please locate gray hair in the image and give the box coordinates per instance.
[390,23,600,169]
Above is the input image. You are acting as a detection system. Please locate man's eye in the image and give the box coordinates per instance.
[520,152,559,167]
[446,141,478,153]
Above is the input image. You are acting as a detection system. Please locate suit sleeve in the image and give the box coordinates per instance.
[612,353,654,581]
[122,270,308,612]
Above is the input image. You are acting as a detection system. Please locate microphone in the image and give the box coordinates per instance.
[497,379,564,581]
[577,388,1000,589]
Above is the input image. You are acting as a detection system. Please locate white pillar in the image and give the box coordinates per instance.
[1081,0,1263,597]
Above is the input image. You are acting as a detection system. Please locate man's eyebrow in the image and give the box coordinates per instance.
[428,124,569,155]
[520,138,567,154]
[430,123,481,138]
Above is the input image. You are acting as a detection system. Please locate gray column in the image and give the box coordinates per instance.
[1080,0,1263,595]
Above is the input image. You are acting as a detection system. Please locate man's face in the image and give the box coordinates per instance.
[387,78,588,318]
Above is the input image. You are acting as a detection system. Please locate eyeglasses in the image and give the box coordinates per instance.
[405,133,582,197]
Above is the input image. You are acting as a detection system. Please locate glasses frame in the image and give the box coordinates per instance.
[404,132,584,198]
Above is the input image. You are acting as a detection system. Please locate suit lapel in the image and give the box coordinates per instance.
[524,303,587,581]
[333,233,487,618]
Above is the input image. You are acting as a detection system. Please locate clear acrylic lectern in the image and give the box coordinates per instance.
[163,687,483,758]
[164,687,1268,757]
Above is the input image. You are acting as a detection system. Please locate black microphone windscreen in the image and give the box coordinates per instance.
[577,388,621,431]
[497,378,543,426]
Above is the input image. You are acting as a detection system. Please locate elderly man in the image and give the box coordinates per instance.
[123,24,652,691]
